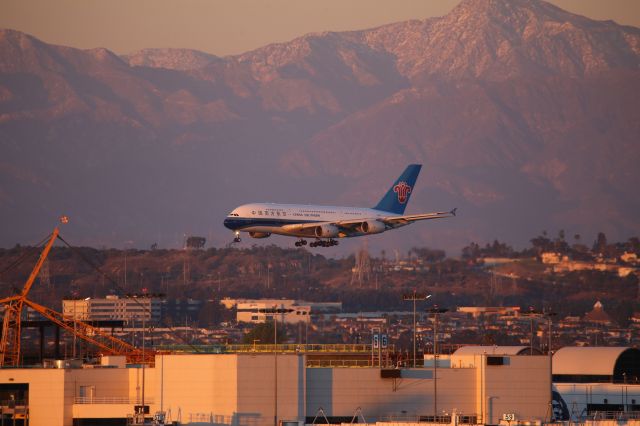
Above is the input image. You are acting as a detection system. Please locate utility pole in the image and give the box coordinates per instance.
[402,291,431,367]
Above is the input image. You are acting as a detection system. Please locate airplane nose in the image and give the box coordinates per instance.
[224,218,238,230]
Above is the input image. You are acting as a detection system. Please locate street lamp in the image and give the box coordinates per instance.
[523,307,543,355]
[543,311,557,355]
[402,291,431,367]
[258,307,294,426]
[426,306,449,419]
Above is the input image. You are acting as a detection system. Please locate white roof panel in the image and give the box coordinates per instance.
[552,347,630,375]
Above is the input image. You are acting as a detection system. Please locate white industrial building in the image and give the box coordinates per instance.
[0,346,556,426]
[236,300,311,324]
[552,347,640,420]
[62,295,162,324]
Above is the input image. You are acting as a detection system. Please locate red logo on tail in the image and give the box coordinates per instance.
[393,181,412,204]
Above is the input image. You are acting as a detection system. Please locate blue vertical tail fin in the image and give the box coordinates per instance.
[373,164,422,214]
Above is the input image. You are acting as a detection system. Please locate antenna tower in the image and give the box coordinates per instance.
[350,240,371,288]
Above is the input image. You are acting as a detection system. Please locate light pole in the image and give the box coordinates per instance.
[259,307,294,426]
[544,311,557,422]
[524,307,542,354]
[426,306,448,418]
[402,291,431,367]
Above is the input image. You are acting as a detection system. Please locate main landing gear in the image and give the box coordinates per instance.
[309,239,338,248]
[294,239,308,247]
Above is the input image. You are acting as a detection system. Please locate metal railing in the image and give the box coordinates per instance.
[377,414,480,424]
[306,359,372,368]
[588,411,640,420]
[157,343,373,354]
[0,399,27,408]
[231,343,372,353]
[74,396,154,404]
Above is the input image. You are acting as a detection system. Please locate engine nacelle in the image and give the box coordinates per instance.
[359,220,385,234]
[314,224,340,238]
[249,232,271,239]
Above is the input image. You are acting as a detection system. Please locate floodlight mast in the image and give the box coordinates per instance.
[402,291,431,368]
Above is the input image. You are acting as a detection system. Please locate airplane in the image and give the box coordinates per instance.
[223,164,456,247]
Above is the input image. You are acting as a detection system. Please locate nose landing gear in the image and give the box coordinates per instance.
[233,231,241,243]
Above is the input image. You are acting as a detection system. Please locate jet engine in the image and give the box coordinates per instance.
[314,224,339,238]
[249,232,271,239]
[359,220,385,234]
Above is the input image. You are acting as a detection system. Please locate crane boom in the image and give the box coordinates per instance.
[0,223,155,366]
[24,299,153,364]
[0,227,59,366]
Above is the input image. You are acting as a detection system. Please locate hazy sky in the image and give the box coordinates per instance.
[2,0,640,56]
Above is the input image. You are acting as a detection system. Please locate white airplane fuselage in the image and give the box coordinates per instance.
[224,203,394,239]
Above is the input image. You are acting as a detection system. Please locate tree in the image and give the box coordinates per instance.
[411,247,446,263]
[530,233,553,253]
[593,232,608,255]
[461,242,481,260]
[554,230,570,253]
[625,237,640,255]
[242,321,287,344]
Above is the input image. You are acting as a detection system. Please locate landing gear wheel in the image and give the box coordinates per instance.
[295,239,307,247]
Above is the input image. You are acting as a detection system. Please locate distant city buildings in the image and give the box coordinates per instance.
[540,251,638,277]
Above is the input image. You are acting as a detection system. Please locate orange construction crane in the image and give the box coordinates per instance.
[0,223,154,366]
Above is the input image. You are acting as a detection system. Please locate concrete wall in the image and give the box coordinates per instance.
[154,353,305,426]
[154,353,239,424]
[480,355,551,424]
[237,353,306,426]
[0,368,66,426]
[306,367,476,421]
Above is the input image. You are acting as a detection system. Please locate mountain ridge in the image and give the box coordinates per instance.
[0,0,639,252]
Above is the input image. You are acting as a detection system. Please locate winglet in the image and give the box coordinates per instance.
[450,208,457,217]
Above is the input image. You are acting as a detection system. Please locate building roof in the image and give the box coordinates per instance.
[552,347,635,376]
[452,345,541,356]
[582,301,614,325]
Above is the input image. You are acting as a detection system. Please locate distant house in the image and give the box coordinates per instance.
[620,252,639,264]
[541,252,565,264]
[457,306,521,318]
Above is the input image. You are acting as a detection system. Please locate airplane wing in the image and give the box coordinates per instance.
[380,208,457,226]
[281,208,456,234]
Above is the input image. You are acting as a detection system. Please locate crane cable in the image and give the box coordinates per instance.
[0,234,52,278]
[55,234,201,353]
